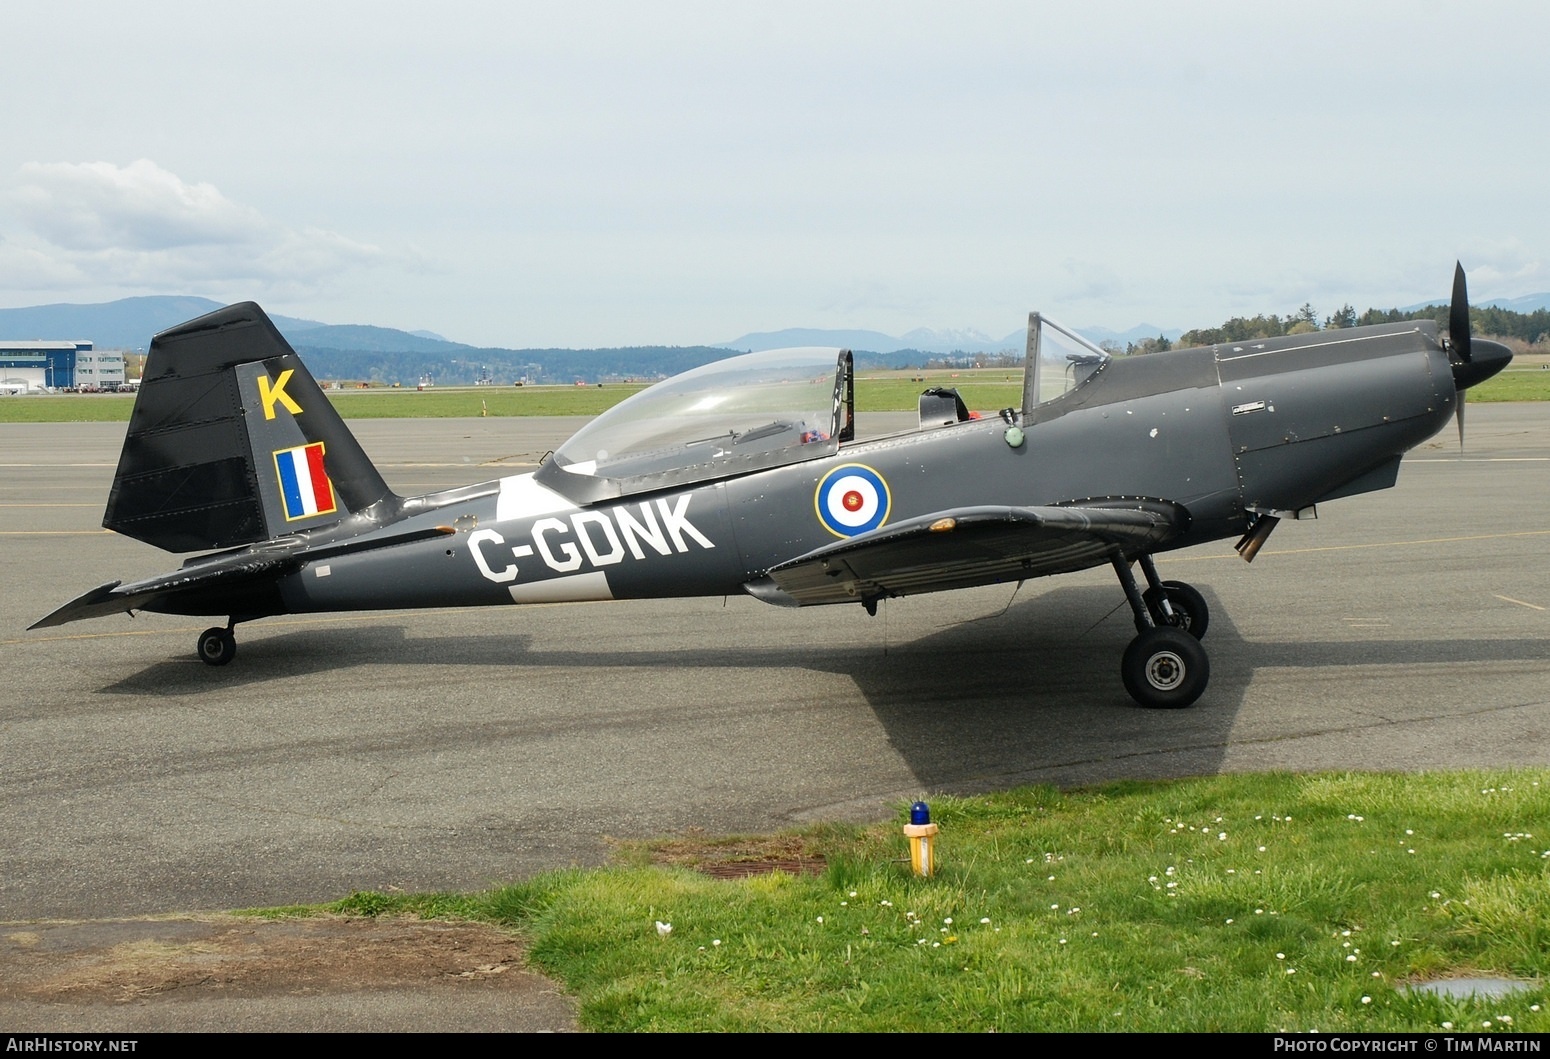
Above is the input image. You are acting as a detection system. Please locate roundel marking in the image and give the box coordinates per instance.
[815,464,891,537]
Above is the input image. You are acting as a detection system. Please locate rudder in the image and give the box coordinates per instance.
[104,302,396,552]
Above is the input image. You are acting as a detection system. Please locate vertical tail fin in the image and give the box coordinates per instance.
[104,302,396,552]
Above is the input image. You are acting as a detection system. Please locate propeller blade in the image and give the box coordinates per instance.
[1444,264,1514,447]
[1449,261,1473,364]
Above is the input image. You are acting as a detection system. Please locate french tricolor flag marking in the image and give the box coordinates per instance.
[274,442,337,521]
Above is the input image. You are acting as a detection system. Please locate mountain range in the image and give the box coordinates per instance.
[0,295,1195,358]
[0,296,467,354]
[717,322,1183,354]
[3,293,1544,385]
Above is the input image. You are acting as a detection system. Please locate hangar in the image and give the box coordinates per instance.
[0,340,124,392]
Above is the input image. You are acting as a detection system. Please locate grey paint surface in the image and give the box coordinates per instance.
[2,406,1547,924]
[50,316,1477,639]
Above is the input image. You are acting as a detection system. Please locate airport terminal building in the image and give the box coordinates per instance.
[0,341,125,392]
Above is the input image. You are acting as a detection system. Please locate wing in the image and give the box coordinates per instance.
[745,501,1188,607]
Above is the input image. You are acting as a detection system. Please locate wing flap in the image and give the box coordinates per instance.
[755,502,1187,606]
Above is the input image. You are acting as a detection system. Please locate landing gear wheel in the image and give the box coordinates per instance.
[1122,627,1209,709]
[1143,580,1209,640]
[197,627,237,667]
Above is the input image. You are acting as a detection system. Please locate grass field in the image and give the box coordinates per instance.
[3,365,1544,423]
[273,771,1550,1032]
[1468,366,1550,402]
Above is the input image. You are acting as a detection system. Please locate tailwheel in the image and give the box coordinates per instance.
[1121,627,1209,709]
[1142,579,1209,640]
[197,626,237,667]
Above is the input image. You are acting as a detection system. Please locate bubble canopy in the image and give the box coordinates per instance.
[537,347,853,502]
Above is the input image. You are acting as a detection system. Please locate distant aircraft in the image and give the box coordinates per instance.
[32,266,1511,708]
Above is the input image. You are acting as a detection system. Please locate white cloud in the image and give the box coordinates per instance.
[1054,260,1125,307]
[1462,238,1546,297]
[2,160,391,298]
[0,234,88,289]
[15,160,267,252]
[815,281,932,324]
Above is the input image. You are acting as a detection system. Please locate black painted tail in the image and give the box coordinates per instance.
[104,302,396,552]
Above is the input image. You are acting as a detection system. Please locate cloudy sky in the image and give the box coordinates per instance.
[3,1,1546,347]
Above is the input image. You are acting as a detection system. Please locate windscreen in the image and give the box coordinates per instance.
[1023,313,1110,411]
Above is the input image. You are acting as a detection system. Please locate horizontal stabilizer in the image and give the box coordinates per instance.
[27,553,296,628]
[752,501,1187,606]
[29,524,455,629]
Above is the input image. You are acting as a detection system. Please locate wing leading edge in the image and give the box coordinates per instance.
[746,501,1189,608]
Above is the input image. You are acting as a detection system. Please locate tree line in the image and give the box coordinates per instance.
[1120,301,1550,355]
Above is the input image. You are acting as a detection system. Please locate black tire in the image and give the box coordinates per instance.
[197,627,236,667]
[1121,627,1209,709]
[1142,579,1209,640]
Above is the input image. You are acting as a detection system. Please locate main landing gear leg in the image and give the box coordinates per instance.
[197,620,238,667]
[1137,554,1209,640]
[1112,556,1209,709]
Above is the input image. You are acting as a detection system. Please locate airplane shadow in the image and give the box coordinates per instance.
[96,585,1550,795]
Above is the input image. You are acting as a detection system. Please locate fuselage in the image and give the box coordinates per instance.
[261,320,1460,618]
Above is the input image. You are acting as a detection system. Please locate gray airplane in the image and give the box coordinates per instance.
[32,266,1511,708]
